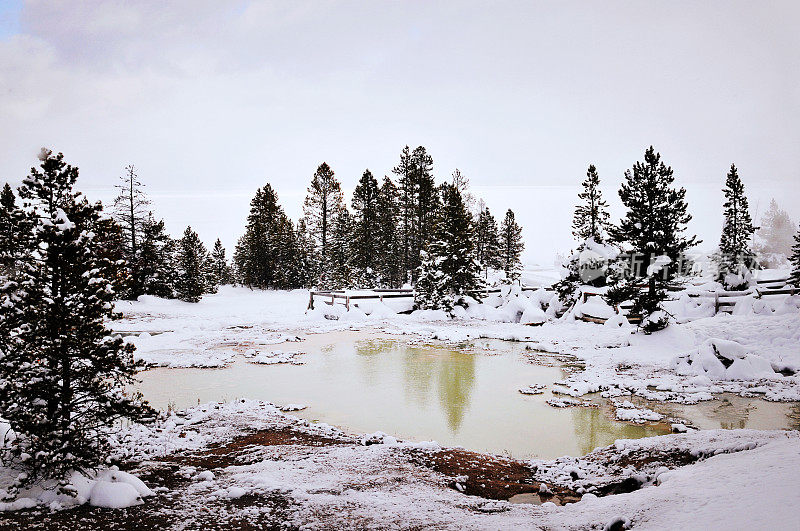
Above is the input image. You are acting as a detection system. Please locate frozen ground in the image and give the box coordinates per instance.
[1,284,798,527]
[2,399,797,529]
[32,287,788,529]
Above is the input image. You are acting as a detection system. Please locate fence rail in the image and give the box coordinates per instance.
[578,277,796,322]
[307,284,543,311]
[308,277,797,323]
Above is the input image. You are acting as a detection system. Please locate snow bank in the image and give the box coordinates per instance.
[672,338,780,381]
[0,466,153,512]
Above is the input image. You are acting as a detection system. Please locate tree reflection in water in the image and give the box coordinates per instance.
[570,406,666,456]
[436,350,476,432]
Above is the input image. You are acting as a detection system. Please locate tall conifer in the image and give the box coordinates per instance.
[790,224,800,285]
[475,205,501,278]
[175,226,210,302]
[499,209,524,280]
[612,146,698,331]
[414,184,484,312]
[376,176,402,287]
[351,169,380,287]
[572,164,611,242]
[0,150,149,489]
[717,164,756,286]
[139,214,177,298]
[303,163,346,287]
[211,239,232,285]
[112,164,150,299]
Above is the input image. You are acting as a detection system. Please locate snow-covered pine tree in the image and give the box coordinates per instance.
[753,199,796,267]
[572,164,611,242]
[273,214,299,289]
[475,203,501,279]
[211,238,232,285]
[93,215,131,296]
[235,184,295,289]
[791,224,800,285]
[555,167,615,308]
[303,163,346,287]
[411,146,439,278]
[175,226,210,302]
[393,146,416,281]
[414,183,484,312]
[716,164,756,288]
[0,150,150,490]
[499,209,524,281]
[376,176,402,287]
[0,183,28,277]
[414,249,448,311]
[138,213,177,298]
[287,218,317,288]
[612,146,699,332]
[328,207,354,289]
[112,164,150,299]
[351,169,380,287]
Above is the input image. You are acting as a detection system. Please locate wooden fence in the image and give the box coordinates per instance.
[307,285,543,311]
[308,277,797,324]
[578,277,796,323]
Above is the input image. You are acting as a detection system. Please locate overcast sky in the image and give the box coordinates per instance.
[1,1,798,262]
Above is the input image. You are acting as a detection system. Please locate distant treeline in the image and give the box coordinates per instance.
[1,145,525,306]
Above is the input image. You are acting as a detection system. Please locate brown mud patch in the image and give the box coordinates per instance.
[405,446,581,504]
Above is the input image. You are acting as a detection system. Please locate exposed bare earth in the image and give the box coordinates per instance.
[0,417,732,530]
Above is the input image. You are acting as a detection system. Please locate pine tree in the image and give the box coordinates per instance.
[475,204,501,279]
[303,163,346,287]
[392,146,440,282]
[612,146,699,332]
[328,208,354,289]
[93,216,130,296]
[0,149,150,489]
[411,146,439,277]
[0,183,28,277]
[235,184,295,289]
[273,214,299,289]
[572,164,611,242]
[499,209,524,280]
[753,199,796,267]
[717,164,756,287]
[375,176,403,288]
[138,214,177,298]
[211,239,232,285]
[790,224,800,285]
[393,146,415,281]
[557,165,615,307]
[175,226,210,302]
[287,218,317,288]
[351,169,380,287]
[112,164,150,299]
[414,250,449,311]
[414,184,484,312]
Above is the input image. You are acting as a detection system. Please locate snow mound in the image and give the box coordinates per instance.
[613,400,665,423]
[672,338,779,381]
[89,481,143,509]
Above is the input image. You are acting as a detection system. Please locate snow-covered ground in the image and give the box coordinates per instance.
[1,285,798,526]
[4,399,797,529]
